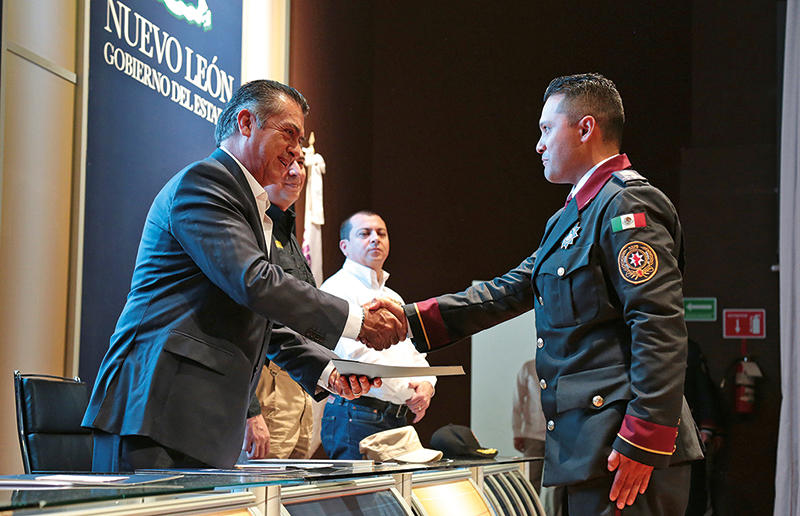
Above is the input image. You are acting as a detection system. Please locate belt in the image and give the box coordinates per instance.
[266,361,284,376]
[335,395,410,419]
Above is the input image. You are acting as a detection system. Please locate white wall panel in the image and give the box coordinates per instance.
[471,296,537,458]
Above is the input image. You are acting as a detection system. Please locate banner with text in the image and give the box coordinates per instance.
[80,0,243,384]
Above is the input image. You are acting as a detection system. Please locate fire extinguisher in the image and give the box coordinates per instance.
[733,356,763,414]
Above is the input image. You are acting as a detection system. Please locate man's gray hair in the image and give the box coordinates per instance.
[215,80,309,147]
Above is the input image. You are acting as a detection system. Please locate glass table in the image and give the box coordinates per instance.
[0,456,542,515]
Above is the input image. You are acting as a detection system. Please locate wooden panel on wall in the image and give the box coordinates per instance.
[0,1,79,475]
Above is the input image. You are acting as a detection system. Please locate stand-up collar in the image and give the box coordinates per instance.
[573,154,632,210]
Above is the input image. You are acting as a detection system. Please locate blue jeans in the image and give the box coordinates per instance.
[320,396,407,459]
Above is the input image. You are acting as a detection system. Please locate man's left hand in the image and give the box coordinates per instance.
[607,449,653,510]
[243,414,270,459]
[329,370,382,400]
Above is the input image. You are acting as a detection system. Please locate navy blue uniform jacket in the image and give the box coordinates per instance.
[404,154,703,486]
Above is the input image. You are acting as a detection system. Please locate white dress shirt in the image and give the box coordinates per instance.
[512,358,547,441]
[320,259,437,405]
[220,146,273,258]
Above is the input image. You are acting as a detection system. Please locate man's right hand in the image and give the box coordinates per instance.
[243,415,270,459]
[357,298,408,350]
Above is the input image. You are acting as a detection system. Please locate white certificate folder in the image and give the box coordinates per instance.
[332,359,464,378]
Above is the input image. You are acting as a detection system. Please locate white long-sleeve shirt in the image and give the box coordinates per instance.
[512,359,547,441]
[320,259,437,406]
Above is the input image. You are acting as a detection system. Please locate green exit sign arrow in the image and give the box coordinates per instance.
[684,297,717,321]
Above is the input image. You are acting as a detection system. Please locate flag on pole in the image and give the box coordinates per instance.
[302,144,325,285]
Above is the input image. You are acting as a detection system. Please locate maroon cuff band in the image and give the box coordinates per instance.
[617,414,678,456]
[414,298,449,349]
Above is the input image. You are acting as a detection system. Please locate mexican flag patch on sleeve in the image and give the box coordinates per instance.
[611,212,646,232]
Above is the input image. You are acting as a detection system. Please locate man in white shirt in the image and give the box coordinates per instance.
[319,211,436,459]
[512,358,565,515]
[512,358,547,490]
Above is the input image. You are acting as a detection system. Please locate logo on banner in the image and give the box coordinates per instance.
[158,0,213,31]
[103,0,235,124]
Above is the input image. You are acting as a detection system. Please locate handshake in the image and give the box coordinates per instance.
[356,298,409,350]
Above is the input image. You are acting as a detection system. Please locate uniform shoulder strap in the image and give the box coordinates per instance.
[611,169,649,186]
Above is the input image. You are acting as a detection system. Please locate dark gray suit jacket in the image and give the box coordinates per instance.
[82,149,347,468]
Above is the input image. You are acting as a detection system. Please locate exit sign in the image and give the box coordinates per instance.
[723,309,766,339]
[684,297,717,321]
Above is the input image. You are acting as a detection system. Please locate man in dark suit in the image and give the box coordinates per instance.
[83,80,405,472]
[377,73,703,515]
[242,153,327,461]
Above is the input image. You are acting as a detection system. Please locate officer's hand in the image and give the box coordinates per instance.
[607,450,653,510]
[358,299,408,350]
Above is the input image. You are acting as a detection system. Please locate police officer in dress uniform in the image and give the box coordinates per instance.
[375,73,703,515]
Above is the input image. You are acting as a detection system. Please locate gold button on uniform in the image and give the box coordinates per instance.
[557,267,565,277]
[592,395,604,407]
[538,296,544,306]
[537,337,544,349]
[540,379,547,389]
[547,420,555,431]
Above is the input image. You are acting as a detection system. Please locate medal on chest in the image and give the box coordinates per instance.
[561,223,581,249]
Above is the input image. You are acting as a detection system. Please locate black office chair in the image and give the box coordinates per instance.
[14,371,94,473]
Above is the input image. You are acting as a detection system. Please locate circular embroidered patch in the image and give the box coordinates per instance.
[618,241,658,284]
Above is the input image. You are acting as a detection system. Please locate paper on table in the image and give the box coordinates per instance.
[247,458,373,467]
[332,359,464,379]
[239,463,330,470]
[36,474,184,485]
[37,475,128,484]
[0,474,183,490]
[0,478,72,490]
[137,468,291,477]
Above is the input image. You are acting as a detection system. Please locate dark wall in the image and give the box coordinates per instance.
[678,2,783,515]
[290,2,781,514]
[289,1,375,269]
